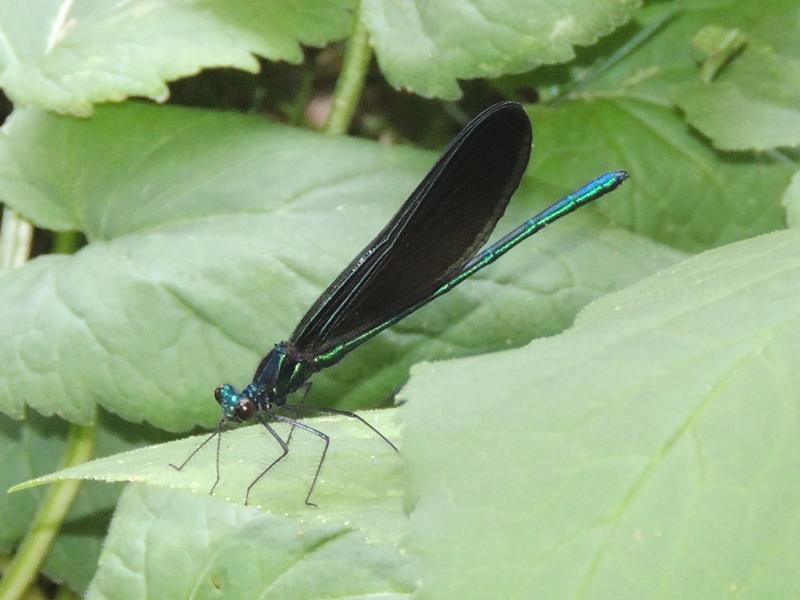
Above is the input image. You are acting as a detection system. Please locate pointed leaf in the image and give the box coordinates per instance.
[0,0,354,115]
[362,0,641,99]
[402,228,800,598]
[86,485,415,599]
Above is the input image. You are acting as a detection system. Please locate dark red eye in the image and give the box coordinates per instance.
[234,399,255,421]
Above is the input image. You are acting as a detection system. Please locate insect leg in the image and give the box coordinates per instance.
[169,419,224,471]
[245,414,290,506]
[286,382,313,447]
[271,413,329,507]
[210,419,223,495]
[283,404,398,453]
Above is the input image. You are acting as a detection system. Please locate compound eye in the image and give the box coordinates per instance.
[234,399,256,421]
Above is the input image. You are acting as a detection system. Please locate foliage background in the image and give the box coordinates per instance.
[0,0,798,598]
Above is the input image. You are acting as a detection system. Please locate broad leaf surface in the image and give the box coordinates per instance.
[402,228,800,598]
[17,411,416,598]
[13,411,409,596]
[0,0,354,115]
[362,0,641,99]
[0,103,680,429]
[85,485,415,600]
[13,410,404,534]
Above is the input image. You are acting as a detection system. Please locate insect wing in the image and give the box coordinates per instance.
[291,102,533,356]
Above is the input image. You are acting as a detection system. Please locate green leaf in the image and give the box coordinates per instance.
[0,410,173,594]
[0,103,678,429]
[528,98,794,251]
[0,0,354,115]
[85,485,415,599]
[12,409,404,533]
[12,411,409,595]
[362,0,641,100]
[402,228,800,598]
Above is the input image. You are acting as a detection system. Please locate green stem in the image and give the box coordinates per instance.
[324,2,372,135]
[0,209,33,271]
[0,423,96,600]
[51,231,81,255]
[288,67,315,127]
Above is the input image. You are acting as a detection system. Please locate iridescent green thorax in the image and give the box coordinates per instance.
[216,342,317,421]
[250,342,314,404]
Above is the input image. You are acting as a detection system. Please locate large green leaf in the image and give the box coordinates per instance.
[362,0,641,100]
[12,409,404,533]
[0,410,173,594]
[11,411,416,598]
[85,485,415,599]
[13,410,410,595]
[402,228,800,598]
[0,0,354,115]
[0,103,678,429]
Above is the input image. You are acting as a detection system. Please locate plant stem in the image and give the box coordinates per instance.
[324,2,372,135]
[0,423,96,600]
[0,209,33,271]
[51,231,81,255]
[287,67,315,127]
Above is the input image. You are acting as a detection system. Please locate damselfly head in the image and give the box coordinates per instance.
[214,383,256,421]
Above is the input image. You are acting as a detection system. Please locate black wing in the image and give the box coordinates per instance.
[291,102,532,358]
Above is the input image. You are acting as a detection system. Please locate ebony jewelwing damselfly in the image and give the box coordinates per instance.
[172,101,629,506]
